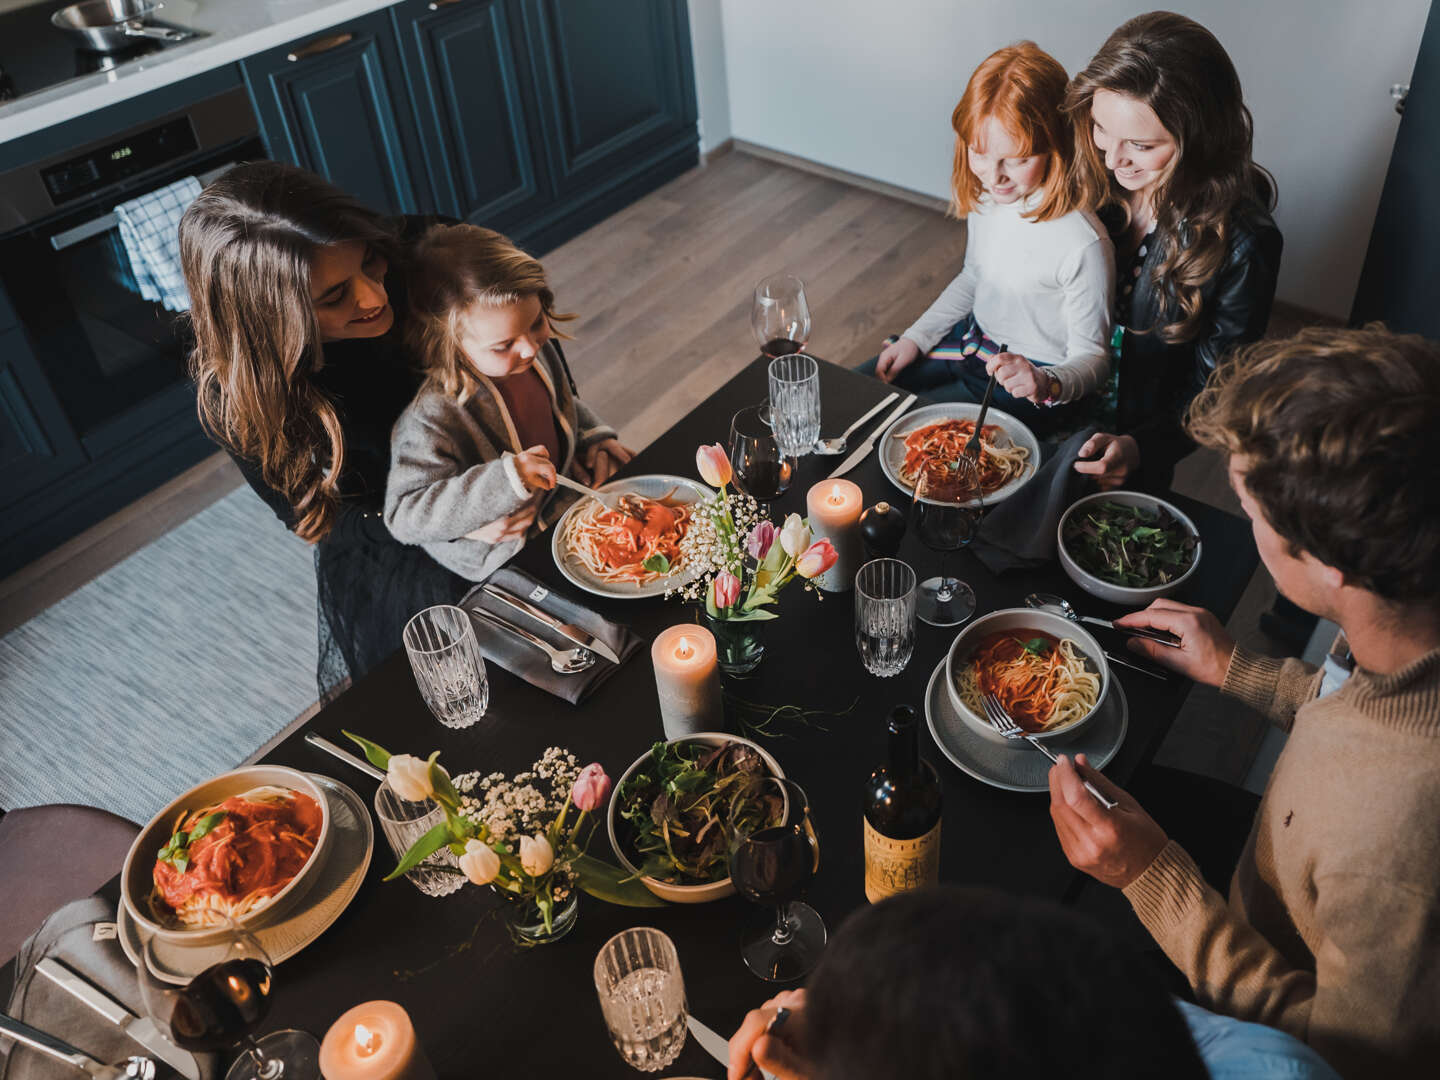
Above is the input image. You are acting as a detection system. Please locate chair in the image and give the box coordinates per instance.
[0,805,140,963]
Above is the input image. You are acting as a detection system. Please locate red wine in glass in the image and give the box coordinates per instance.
[169,959,273,1052]
[752,274,812,357]
[730,825,815,905]
[729,404,795,504]
[760,337,805,359]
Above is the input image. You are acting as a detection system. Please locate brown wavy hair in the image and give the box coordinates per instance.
[950,42,1078,222]
[405,223,573,401]
[181,162,398,543]
[1064,11,1276,342]
[1187,325,1440,605]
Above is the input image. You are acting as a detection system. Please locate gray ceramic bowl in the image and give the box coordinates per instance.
[121,765,331,944]
[1058,490,1202,606]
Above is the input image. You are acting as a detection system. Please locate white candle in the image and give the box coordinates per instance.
[806,478,864,592]
[651,625,723,739]
[319,1001,435,1080]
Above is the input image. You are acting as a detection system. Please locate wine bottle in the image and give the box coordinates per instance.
[863,705,942,902]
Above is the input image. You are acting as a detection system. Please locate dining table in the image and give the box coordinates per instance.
[46,357,1262,1078]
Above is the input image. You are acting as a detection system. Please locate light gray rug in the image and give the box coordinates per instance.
[0,488,317,823]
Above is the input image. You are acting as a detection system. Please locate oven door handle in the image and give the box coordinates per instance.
[48,162,237,252]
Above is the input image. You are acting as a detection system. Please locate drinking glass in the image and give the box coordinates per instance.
[728,404,795,504]
[402,604,489,728]
[593,928,687,1072]
[752,273,812,358]
[855,559,917,677]
[910,456,983,626]
[138,918,320,1080]
[374,779,466,898]
[767,353,822,458]
[729,776,825,982]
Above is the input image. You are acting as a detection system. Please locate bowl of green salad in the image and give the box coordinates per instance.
[1058,491,1202,605]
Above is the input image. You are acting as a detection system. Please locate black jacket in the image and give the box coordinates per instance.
[1107,202,1283,488]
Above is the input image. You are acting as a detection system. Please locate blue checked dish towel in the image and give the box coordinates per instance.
[113,175,201,312]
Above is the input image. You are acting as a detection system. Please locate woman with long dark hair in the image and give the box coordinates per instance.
[1065,11,1283,489]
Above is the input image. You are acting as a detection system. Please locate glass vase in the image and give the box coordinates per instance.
[703,613,766,676]
[503,888,579,946]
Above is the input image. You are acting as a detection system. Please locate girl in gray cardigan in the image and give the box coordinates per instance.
[385,224,631,581]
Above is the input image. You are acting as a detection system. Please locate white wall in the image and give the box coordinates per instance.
[687,0,734,152]
[718,0,1430,319]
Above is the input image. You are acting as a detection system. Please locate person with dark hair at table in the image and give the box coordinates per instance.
[1048,325,1440,1077]
[727,887,1338,1080]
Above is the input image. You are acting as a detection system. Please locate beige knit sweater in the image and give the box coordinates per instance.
[1123,643,1440,1078]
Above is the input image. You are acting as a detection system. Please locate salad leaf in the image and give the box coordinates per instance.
[1061,501,1198,588]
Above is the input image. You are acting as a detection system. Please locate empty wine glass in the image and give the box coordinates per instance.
[729,404,795,504]
[752,273,812,358]
[767,353,822,458]
[138,918,319,1080]
[910,456,983,626]
[855,559,917,677]
[593,928,687,1072]
[402,605,489,728]
[729,776,825,982]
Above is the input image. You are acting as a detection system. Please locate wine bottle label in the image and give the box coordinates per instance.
[863,817,940,903]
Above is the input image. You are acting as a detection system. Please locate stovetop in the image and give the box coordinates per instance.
[0,1,207,103]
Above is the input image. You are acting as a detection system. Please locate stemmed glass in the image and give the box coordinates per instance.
[752,273,812,358]
[728,404,795,504]
[138,919,319,1080]
[729,777,825,982]
[402,604,489,729]
[855,558,917,677]
[910,456,983,626]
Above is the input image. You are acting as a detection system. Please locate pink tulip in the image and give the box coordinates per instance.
[712,571,742,609]
[795,538,838,579]
[571,763,612,813]
[695,444,732,488]
[744,521,776,561]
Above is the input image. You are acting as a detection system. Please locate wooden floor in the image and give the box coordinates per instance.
[1,148,1332,783]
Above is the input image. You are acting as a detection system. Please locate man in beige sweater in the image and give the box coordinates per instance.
[1047,326,1440,1077]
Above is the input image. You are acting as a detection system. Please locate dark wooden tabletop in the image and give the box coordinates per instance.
[256,358,1259,1077]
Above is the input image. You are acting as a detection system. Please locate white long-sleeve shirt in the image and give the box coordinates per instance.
[902,195,1115,401]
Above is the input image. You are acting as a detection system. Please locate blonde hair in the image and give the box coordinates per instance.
[406,224,574,399]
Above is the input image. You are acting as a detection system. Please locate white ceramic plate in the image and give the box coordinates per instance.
[878,402,1042,508]
[924,657,1128,793]
[550,473,709,599]
[118,774,373,983]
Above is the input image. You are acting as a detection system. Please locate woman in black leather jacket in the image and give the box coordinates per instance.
[1063,12,1282,490]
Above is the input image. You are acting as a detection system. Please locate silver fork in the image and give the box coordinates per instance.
[471,608,596,675]
[981,692,1117,809]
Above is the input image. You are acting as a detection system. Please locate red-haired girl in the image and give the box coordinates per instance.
[864,42,1114,433]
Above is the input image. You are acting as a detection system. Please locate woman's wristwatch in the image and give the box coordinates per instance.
[1040,370,1063,406]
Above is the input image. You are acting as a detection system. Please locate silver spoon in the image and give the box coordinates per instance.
[1024,592,1182,648]
[470,607,596,674]
[0,1013,155,1079]
[813,391,898,454]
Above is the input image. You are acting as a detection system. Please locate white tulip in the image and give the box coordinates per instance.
[779,514,811,558]
[519,834,554,877]
[458,839,501,886]
[387,754,435,803]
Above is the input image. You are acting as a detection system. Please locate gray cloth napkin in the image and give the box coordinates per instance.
[459,568,643,705]
[971,426,1099,574]
[2,897,216,1080]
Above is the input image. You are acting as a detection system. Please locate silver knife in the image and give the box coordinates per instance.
[687,1014,776,1080]
[828,393,917,478]
[1104,650,1168,681]
[482,583,621,664]
[1080,615,1182,647]
[36,959,199,1080]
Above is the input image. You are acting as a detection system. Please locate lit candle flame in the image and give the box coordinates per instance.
[676,635,693,660]
[354,1023,380,1056]
[828,483,846,505]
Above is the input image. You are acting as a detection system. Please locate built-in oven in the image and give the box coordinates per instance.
[0,86,263,455]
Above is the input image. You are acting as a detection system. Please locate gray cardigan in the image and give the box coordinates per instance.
[385,341,616,581]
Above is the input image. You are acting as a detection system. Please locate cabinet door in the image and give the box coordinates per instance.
[521,0,697,198]
[242,11,426,216]
[392,0,549,229]
[0,327,86,508]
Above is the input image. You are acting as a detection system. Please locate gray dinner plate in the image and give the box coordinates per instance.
[878,401,1042,508]
[923,656,1128,793]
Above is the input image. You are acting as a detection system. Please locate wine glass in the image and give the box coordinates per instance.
[729,776,825,982]
[728,404,795,504]
[752,273,812,358]
[138,918,320,1080]
[910,455,983,626]
[855,558,917,677]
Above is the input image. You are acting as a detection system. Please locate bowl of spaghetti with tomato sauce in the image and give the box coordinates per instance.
[944,608,1111,746]
[121,766,331,944]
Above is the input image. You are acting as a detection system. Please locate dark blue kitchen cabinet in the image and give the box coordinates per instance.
[0,328,85,507]
[392,0,549,230]
[241,11,427,217]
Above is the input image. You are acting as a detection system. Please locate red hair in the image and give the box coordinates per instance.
[950,43,1077,222]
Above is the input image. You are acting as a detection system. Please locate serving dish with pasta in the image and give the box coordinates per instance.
[878,402,1041,507]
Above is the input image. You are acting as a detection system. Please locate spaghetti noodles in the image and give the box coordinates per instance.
[151,786,323,929]
[955,630,1101,733]
[558,495,691,586]
[895,419,1030,497]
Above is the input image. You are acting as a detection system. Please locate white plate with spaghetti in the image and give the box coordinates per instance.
[551,473,709,599]
[879,402,1041,508]
[117,774,372,984]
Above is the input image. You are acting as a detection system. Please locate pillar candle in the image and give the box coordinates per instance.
[805,478,864,592]
[651,624,723,739]
[320,1001,436,1080]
